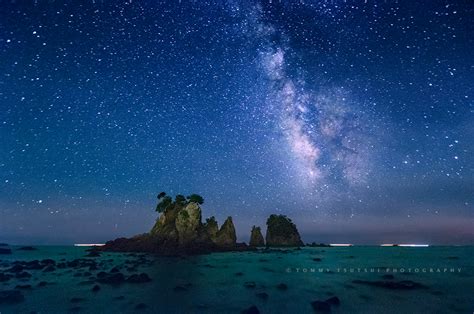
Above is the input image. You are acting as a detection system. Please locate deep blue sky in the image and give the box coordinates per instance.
[1,1,473,244]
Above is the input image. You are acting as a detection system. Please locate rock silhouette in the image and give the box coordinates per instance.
[102,193,305,255]
[265,215,303,247]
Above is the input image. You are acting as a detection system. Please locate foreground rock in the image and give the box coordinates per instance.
[249,226,265,247]
[265,215,303,247]
[311,297,340,312]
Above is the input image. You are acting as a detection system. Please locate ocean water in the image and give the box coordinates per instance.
[0,245,473,313]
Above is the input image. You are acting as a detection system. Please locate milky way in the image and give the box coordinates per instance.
[0,1,473,244]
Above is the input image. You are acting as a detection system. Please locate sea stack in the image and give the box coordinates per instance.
[265,214,303,247]
[101,193,245,255]
[249,226,265,247]
[214,217,237,247]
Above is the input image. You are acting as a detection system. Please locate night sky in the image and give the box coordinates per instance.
[1,1,473,245]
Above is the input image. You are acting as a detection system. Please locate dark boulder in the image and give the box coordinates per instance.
[0,290,24,304]
[15,284,32,290]
[0,248,12,254]
[96,272,125,285]
[40,259,56,265]
[126,273,151,283]
[311,300,331,312]
[16,271,32,279]
[241,305,260,314]
[18,246,37,251]
[8,264,24,273]
[92,285,101,292]
[326,296,340,306]
[0,273,12,282]
[255,292,269,300]
[135,303,148,310]
[43,265,56,272]
[244,281,257,288]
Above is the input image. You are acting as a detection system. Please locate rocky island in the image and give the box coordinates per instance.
[101,192,304,255]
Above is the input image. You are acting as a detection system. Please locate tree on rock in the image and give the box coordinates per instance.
[265,214,303,247]
[175,194,186,205]
[187,194,204,205]
[156,194,173,213]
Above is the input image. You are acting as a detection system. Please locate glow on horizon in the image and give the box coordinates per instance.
[329,244,353,247]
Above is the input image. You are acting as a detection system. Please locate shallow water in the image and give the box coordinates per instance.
[0,246,473,313]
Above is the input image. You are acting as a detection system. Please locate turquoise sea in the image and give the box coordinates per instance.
[0,245,473,313]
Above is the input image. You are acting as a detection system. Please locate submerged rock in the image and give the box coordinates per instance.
[265,215,303,247]
[0,273,12,282]
[0,247,12,254]
[96,272,125,285]
[16,271,32,279]
[255,292,269,300]
[326,296,340,306]
[126,273,151,283]
[249,226,265,247]
[0,290,24,304]
[311,296,340,312]
[18,246,37,251]
[311,300,331,312]
[92,285,101,292]
[135,303,148,310]
[244,281,257,289]
[241,305,260,314]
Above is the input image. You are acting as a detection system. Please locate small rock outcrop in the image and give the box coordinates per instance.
[214,217,237,247]
[249,226,265,247]
[102,193,246,255]
[265,215,303,247]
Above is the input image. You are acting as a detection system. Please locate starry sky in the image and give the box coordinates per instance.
[1,1,473,245]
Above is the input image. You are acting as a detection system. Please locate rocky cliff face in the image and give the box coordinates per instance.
[203,216,219,242]
[214,217,237,247]
[265,214,303,247]
[249,226,265,247]
[175,202,203,246]
[102,198,247,255]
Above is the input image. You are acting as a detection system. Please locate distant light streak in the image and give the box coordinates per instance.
[398,244,430,247]
[74,243,105,246]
